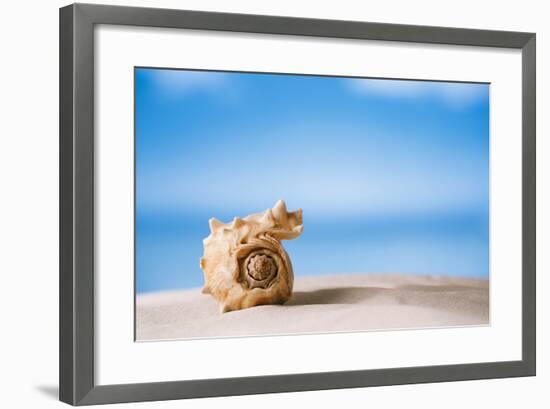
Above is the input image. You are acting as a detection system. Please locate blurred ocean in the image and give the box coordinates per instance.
[136,210,489,293]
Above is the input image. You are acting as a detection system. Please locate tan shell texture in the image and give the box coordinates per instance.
[200,200,303,313]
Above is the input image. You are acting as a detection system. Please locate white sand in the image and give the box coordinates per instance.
[136,274,489,341]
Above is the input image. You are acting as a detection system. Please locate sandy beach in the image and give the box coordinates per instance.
[136,274,489,341]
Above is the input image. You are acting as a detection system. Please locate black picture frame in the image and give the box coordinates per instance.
[59,3,536,406]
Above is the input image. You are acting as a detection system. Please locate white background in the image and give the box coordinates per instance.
[0,0,547,407]
[96,25,523,385]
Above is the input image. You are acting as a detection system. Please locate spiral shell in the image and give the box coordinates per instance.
[199,200,303,313]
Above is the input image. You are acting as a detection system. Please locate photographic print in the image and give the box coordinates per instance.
[135,67,490,341]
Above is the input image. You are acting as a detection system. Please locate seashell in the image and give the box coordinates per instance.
[199,200,303,313]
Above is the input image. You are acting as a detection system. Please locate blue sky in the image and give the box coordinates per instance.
[135,68,489,293]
